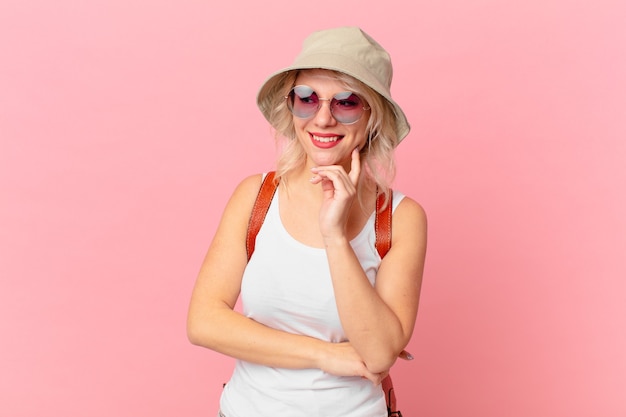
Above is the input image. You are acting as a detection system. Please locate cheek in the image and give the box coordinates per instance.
[292,113,306,129]
[354,124,369,144]
[358,135,368,151]
[293,119,308,136]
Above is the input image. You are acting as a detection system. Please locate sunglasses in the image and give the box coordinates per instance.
[285,85,370,125]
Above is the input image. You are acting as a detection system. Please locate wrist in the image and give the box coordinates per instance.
[311,339,331,371]
[322,234,350,251]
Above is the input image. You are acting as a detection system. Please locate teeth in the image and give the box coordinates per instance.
[312,135,340,143]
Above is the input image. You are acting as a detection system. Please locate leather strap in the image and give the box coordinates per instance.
[375,190,392,259]
[382,375,401,416]
[246,171,277,261]
[375,191,396,414]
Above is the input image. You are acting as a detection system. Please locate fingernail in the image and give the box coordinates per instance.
[406,353,414,360]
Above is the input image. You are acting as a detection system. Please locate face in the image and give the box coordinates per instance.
[291,69,370,169]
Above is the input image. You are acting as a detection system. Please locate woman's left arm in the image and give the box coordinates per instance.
[324,197,427,374]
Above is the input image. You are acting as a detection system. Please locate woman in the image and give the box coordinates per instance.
[187,27,427,417]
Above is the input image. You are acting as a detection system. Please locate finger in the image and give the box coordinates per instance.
[313,168,354,196]
[309,167,346,186]
[362,370,383,385]
[398,350,414,361]
[349,147,361,185]
[320,177,336,195]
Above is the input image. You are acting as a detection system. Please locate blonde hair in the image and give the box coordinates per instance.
[265,70,399,207]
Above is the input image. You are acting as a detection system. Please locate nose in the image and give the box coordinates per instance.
[313,99,338,127]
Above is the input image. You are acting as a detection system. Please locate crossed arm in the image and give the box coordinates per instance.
[187,169,427,383]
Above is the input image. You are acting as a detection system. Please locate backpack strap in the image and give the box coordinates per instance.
[375,190,393,259]
[246,171,278,261]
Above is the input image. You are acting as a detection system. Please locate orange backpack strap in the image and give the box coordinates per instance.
[375,190,393,259]
[382,374,401,416]
[246,171,278,261]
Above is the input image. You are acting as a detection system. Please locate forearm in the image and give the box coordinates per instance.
[187,301,327,369]
[324,237,406,373]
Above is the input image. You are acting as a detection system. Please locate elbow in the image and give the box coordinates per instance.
[186,315,208,347]
[362,338,410,373]
[186,321,200,346]
[187,326,201,346]
[187,301,231,349]
[364,352,398,375]
[186,311,225,350]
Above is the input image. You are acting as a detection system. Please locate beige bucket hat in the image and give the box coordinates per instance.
[256,26,411,143]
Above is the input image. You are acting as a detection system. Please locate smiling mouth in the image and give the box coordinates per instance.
[311,134,342,143]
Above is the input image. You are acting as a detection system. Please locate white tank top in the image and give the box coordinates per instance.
[219,185,405,417]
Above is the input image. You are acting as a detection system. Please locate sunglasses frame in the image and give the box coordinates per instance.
[285,85,370,125]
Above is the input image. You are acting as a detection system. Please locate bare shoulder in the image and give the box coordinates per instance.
[230,173,265,205]
[220,173,265,219]
[395,196,427,229]
[212,173,265,244]
[391,196,427,248]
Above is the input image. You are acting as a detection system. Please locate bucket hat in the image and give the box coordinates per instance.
[257,26,410,143]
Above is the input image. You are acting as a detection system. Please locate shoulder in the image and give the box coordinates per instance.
[220,173,266,223]
[232,173,265,201]
[394,194,426,220]
[391,194,427,244]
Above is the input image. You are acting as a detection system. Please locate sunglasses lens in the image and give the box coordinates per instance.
[288,86,319,118]
[287,86,365,124]
[330,92,363,124]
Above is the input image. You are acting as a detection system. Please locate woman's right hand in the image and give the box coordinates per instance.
[318,343,414,385]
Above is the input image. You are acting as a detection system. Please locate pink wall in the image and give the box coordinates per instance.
[1,1,625,416]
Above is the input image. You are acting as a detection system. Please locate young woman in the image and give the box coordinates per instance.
[187,26,427,417]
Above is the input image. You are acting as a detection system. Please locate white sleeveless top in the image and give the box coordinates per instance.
[219,185,405,417]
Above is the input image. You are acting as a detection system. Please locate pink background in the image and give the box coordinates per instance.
[1,1,625,416]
